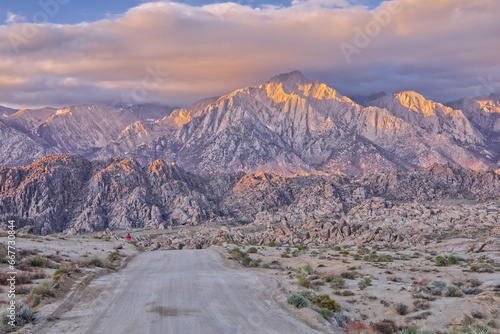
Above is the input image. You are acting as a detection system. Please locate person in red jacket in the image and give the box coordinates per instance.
[126,233,131,241]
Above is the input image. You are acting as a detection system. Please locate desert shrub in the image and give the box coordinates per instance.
[435,256,449,266]
[27,255,46,267]
[364,254,380,262]
[335,290,355,296]
[318,294,339,311]
[53,270,63,281]
[460,322,493,334]
[247,247,258,254]
[412,252,421,258]
[107,252,122,263]
[379,254,394,262]
[297,245,308,252]
[430,288,442,296]
[467,279,482,287]
[448,255,459,265]
[380,300,390,307]
[229,247,258,267]
[333,246,342,251]
[16,285,32,294]
[89,256,105,267]
[430,280,446,289]
[287,293,308,309]
[396,329,433,334]
[463,288,483,295]
[445,285,463,297]
[331,278,346,289]
[266,241,276,247]
[12,271,33,284]
[296,272,311,288]
[358,280,367,290]
[407,311,432,320]
[1,302,35,328]
[469,263,481,272]
[260,263,270,269]
[362,275,373,285]
[487,320,497,329]
[25,293,41,308]
[319,308,330,319]
[301,264,317,275]
[413,299,430,310]
[229,248,244,259]
[18,249,37,257]
[341,271,357,280]
[31,270,46,280]
[241,256,254,267]
[370,319,398,334]
[394,302,408,315]
[280,252,290,258]
[320,272,334,282]
[299,290,319,304]
[471,311,484,319]
[345,320,368,333]
[30,281,55,298]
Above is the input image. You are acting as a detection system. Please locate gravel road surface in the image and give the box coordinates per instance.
[41,249,329,334]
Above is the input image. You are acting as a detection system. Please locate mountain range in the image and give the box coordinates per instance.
[1,154,499,235]
[1,71,499,176]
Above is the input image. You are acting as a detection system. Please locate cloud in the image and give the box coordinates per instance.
[0,0,499,108]
[5,11,26,24]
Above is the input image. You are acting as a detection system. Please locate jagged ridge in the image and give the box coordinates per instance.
[1,154,499,235]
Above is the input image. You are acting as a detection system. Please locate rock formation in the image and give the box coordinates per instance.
[1,154,499,237]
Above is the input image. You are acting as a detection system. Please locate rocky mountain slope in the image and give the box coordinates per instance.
[95,71,497,176]
[1,154,499,235]
[0,104,174,167]
[0,105,16,118]
[451,94,500,142]
[0,72,499,176]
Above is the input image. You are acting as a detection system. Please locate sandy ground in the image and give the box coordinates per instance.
[2,233,499,333]
[240,239,500,332]
[0,234,138,333]
[35,248,331,334]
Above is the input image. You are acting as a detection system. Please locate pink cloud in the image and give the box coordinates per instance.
[0,0,498,108]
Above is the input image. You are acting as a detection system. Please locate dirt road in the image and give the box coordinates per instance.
[40,249,329,334]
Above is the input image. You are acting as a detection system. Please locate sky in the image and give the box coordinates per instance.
[0,0,499,108]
